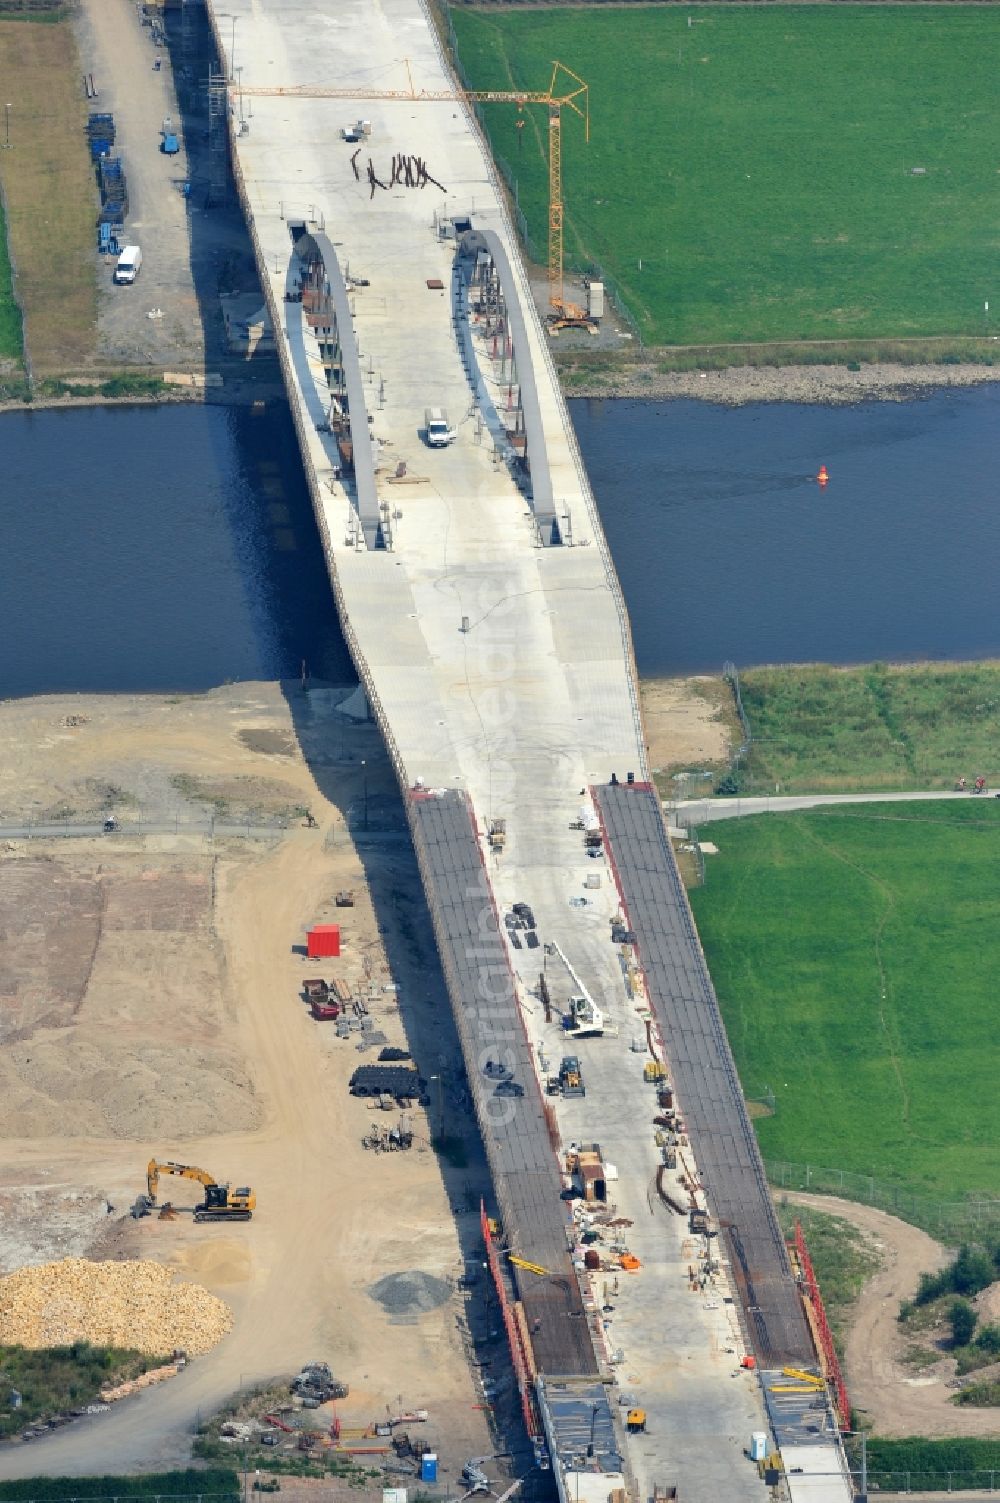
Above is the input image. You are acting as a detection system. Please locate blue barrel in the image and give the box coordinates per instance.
[420,1454,438,1484]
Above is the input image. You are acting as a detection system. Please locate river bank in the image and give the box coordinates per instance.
[560,357,1000,405]
[644,659,1000,799]
[0,370,286,416]
[6,352,998,417]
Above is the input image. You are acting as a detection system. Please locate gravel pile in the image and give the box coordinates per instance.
[368,1270,451,1316]
[0,1257,233,1355]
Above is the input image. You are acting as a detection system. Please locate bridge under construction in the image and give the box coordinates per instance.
[206,2,854,1500]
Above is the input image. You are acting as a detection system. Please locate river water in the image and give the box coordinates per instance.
[0,386,996,698]
[0,403,350,698]
[570,385,1000,676]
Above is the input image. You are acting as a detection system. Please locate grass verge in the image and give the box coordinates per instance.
[0,1344,172,1441]
[0,14,97,373]
[0,190,20,362]
[720,660,1000,794]
[774,1203,882,1348]
[449,6,1000,349]
[845,1437,1000,1490]
[34,373,168,400]
[689,803,1000,1200]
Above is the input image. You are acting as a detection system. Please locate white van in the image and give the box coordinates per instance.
[424,408,456,447]
[114,245,142,285]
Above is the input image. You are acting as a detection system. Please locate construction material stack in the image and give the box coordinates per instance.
[86,111,115,161]
[98,156,129,228]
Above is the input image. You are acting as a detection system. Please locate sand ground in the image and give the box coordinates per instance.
[0,684,497,1476]
[639,676,735,778]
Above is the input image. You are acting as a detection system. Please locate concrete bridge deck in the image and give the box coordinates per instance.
[207,3,850,1500]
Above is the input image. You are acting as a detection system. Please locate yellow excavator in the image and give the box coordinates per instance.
[135,1159,256,1223]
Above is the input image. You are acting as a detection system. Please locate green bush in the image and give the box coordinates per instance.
[913,1246,997,1308]
[954,1245,997,1295]
[955,1380,1000,1408]
[950,1298,978,1348]
[975,1324,1000,1354]
[0,1472,239,1501]
[914,1269,953,1307]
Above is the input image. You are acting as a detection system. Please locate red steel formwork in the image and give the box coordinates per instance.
[794,1220,852,1430]
[481,1202,544,1444]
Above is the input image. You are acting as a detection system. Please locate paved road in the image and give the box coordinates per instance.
[0,822,284,840]
[671,789,983,825]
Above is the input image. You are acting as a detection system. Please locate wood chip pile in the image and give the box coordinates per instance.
[0,1258,233,1355]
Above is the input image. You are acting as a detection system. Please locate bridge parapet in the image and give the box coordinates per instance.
[290,228,384,551]
[457,229,562,546]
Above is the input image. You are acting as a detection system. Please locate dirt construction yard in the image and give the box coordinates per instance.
[0,685,494,1477]
[783,1192,1000,1440]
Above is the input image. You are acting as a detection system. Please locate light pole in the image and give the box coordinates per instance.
[3,104,11,150]
[361,758,368,830]
[230,16,238,82]
[235,65,244,125]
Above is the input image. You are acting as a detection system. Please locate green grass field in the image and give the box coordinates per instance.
[735,661,1000,793]
[689,802,1000,1199]
[450,5,1000,347]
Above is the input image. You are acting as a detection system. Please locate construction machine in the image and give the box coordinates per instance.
[290,1361,349,1403]
[563,994,616,1040]
[559,1055,586,1098]
[136,1159,256,1222]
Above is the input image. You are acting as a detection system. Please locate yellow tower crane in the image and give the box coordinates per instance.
[234,60,590,321]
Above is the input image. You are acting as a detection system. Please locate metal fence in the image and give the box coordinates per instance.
[767,1158,1000,1242]
[857,1471,1000,1494]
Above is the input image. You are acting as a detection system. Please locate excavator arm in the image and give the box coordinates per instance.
[142,1159,255,1221]
[146,1159,217,1203]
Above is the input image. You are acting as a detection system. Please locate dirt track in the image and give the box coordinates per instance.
[0,686,493,1476]
[782,1192,1000,1438]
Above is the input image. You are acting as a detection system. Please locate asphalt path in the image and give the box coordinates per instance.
[670,789,987,826]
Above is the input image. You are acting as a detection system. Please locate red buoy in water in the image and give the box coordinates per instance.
[817,465,829,487]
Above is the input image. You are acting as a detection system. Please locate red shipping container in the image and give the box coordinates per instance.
[307,924,341,958]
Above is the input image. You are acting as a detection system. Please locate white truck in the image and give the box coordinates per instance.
[424,407,457,448]
[113,245,142,285]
